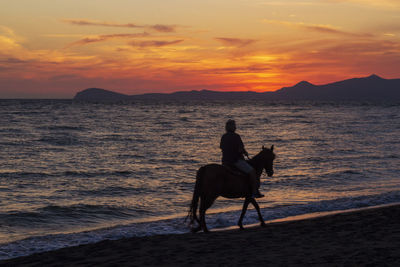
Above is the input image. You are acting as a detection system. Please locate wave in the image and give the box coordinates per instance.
[0,204,145,228]
[0,170,134,179]
[0,128,25,133]
[63,170,134,178]
[0,171,55,179]
[67,186,143,197]
[1,191,400,261]
[38,134,81,146]
[36,125,86,132]
[177,109,196,114]
[266,168,373,189]
[98,135,138,142]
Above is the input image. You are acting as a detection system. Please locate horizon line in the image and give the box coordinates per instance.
[0,74,392,99]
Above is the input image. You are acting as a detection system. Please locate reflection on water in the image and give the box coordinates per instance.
[0,100,399,246]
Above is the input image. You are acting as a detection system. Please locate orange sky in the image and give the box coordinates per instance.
[1,0,399,98]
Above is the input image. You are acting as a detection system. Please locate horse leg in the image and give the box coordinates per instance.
[238,198,251,230]
[250,198,266,227]
[199,196,216,233]
[191,225,202,233]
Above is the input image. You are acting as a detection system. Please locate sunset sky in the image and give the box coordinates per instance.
[1,0,399,98]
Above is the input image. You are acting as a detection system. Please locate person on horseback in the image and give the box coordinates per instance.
[220,119,264,198]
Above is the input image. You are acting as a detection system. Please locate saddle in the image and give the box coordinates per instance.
[222,163,247,176]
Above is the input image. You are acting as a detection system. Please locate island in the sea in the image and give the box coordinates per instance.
[73,74,400,102]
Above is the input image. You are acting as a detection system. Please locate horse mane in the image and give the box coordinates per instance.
[248,147,275,169]
[250,148,271,162]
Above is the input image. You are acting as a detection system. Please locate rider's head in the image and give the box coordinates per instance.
[225,119,236,133]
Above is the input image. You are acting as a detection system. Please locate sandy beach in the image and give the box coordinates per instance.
[2,204,399,266]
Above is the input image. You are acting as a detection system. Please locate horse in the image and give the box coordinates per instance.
[187,145,275,233]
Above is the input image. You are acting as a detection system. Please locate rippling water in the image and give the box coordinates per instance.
[1,100,399,259]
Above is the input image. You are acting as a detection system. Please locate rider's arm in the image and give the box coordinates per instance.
[237,134,247,156]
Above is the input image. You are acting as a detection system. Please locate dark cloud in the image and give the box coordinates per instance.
[301,24,373,37]
[0,58,27,64]
[129,39,184,48]
[49,74,83,81]
[63,19,141,28]
[215,37,257,47]
[263,19,373,38]
[149,24,177,33]
[68,32,150,47]
[63,19,177,33]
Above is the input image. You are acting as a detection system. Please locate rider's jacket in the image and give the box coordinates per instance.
[220,131,245,165]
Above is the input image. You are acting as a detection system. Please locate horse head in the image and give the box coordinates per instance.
[262,145,275,177]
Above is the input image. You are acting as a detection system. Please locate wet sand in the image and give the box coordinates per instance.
[2,204,400,266]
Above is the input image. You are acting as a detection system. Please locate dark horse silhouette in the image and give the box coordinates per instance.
[187,145,275,232]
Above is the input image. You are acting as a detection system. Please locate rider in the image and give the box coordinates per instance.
[220,119,264,198]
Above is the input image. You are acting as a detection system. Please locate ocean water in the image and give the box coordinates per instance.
[0,100,399,260]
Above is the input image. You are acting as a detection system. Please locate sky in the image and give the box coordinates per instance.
[0,0,400,98]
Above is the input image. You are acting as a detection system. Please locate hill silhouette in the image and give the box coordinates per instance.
[73,74,400,102]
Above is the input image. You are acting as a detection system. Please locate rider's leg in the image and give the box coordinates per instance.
[234,160,264,198]
[249,170,264,198]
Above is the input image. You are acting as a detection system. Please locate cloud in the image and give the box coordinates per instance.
[62,19,177,32]
[0,58,27,64]
[129,39,184,48]
[377,24,400,33]
[0,25,17,37]
[62,19,141,28]
[322,0,400,9]
[215,37,257,47]
[318,39,400,56]
[149,24,177,33]
[383,33,396,37]
[259,0,400,9]
[42,34,84,38]
[67,32,150,47]
[202,64,272,74]
[263,19,373,37]
[0,26,26,56]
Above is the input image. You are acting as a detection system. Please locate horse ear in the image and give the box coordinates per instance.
[262,145,265,150]
[270,145,274,151]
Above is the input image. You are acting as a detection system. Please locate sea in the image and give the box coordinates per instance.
[0,99,399,260]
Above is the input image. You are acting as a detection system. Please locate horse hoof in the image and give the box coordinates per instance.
[260,222,266,228]
[238,224,245,230]
[191,226,201,233]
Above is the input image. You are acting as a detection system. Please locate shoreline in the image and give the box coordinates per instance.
[216,202,400,232]
[2,203,400,266]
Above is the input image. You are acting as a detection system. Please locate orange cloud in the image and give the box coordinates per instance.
[263,19,373,37]
[62,19,177,32]
[2,16,400,98]
[322,0,400,9]
[215,37,257,47]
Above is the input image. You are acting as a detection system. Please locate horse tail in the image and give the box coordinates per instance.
[186,166,205,225]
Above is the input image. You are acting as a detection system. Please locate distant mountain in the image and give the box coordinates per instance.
[73,88,128,102]
[73,75,400,102]
[273,74,400,101]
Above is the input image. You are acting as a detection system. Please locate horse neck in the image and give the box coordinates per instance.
[248,154,264,178]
